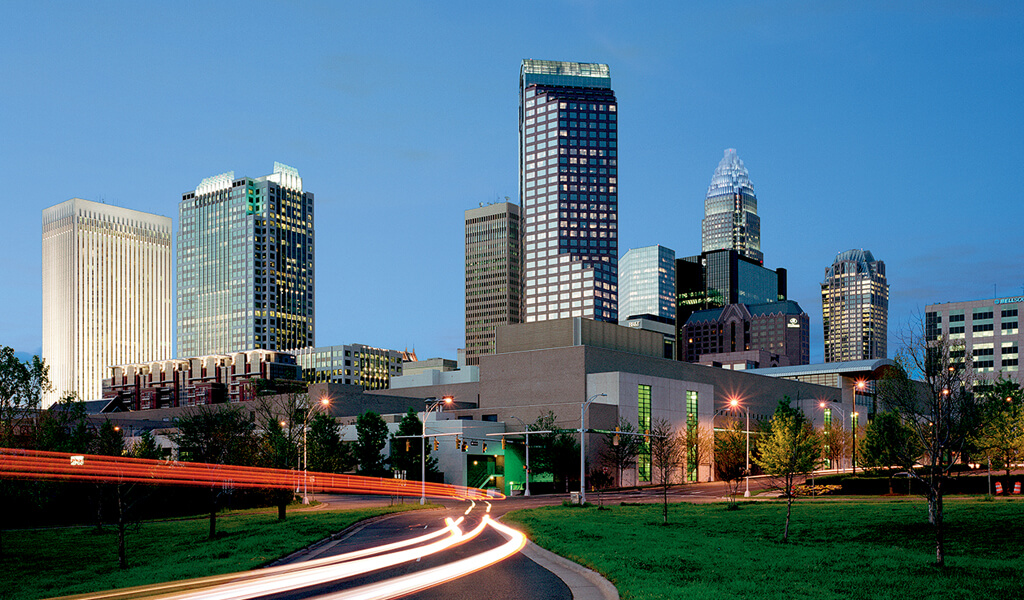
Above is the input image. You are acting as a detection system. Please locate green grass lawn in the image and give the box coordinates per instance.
[504,497,1024,600]
[1,503,431,600]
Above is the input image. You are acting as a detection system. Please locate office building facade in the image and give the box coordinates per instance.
[519,59,618,324]
[682,300,810,367]
[702,149,762,264]
[925,295,1022,391]
[821,249,888,362]
[177,163,314,357]
[291,344,405,389]
[618,245,676,323]
[42,198,172,406]
[465,202,521,365]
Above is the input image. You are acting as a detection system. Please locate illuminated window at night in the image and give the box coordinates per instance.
[638,384,651,481]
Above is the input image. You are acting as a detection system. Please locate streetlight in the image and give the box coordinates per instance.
[851,380,866,475]
[421,396,453,505]
[510,415,531,496]
[727,398,751,498]
[302,396,331,504]
[580,392,607,505]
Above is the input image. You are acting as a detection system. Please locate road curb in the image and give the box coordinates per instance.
[518,540,619,600]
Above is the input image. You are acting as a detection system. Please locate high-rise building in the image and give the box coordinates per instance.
[618,245,675,322]
[465,202,521,366]
[42,198,172,406]
[702,149,762,264]
[519,59,618,323]
[822,249,888,362]
[925,295,1022,392]
[177,163,314,357]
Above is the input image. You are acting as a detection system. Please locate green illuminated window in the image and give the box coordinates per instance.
[686,390,698,482]
[638,384,651,481]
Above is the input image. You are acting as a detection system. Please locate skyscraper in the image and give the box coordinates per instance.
[618,245,675,323]
[177,162,314,357]
[822,249,889,362]
[464,201,521,366]
[519,59,618,323]
[42,198,172,406]
[702,149,762,264]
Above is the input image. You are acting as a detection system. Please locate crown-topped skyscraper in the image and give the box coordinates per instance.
[702,149,762,264]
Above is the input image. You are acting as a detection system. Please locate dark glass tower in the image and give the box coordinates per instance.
[519,59,618,323]
[702,149,762,264]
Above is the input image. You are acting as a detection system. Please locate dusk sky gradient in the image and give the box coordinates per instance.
[3,1,1022,365]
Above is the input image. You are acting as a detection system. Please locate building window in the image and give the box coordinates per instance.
[638,384,652,482]
[686,390,698,482]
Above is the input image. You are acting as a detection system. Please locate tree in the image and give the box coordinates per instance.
[682,421,714,483]
[0,347,50,448]
[820,423,848,471]
[171,405,258,539]
[307,413,353,474]
[389,409,438,481]
[601,418,642,487]
[529,411,579,493]
[975,379,1024,478]
[34,393,94,453]
[648,419,683,524]
[715,420,747,502]
[859,411,920,494]
[128,430,163,459]
[754,407,822,542]
[353,411,390,476]
[876,323,983,567]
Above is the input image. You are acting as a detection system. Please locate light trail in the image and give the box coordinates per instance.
[0,449,502,501]
[310,516,527,600]
[463,500,476,515]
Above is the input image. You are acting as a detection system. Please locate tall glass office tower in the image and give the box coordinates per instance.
[702,149,762,264]
[42,198,172,406]
[177,163,314,357]
[821,249,888,362]
[520,59,618,323]
[618,245,675,322]
[465,201,521,365]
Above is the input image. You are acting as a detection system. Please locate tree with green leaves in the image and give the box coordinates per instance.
[128,430,163,460]
[34,393,94,453]
[876,323,983,567]
[354,411,390,477]
[715,420,748,502]
[754,406,822,542]
[307,413,353,474]
[0,347,50,449]
[530,411,579,493]
[389,409,439,481]
[648,419,683,524]
[601,417,642,487]
[171,405,258,539]
[975,378,1024,478]
[859,410,921,494]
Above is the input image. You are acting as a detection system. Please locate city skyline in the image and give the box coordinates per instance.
[3,3,1023,365]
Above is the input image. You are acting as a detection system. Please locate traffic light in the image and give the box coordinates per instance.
[405,440,410,452]
[482,442,487,452]
[455,435,460,448]
[501,437,506,450]
[433,438,439,451]
[462,442,468,452]
[613,426,620,447]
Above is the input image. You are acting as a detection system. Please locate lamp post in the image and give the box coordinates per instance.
[302,396,331,504]
[421,396,453,505]
[851,380,865,475]
[727,398,751,498]
[580,392,607,505]
[511,416,531,496]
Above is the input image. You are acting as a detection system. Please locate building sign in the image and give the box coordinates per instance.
[787,317,800,328]
[995,296,1024,305]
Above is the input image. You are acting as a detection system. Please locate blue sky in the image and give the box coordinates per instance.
[3,1,1022,363]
